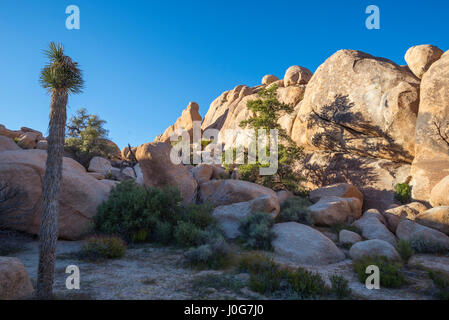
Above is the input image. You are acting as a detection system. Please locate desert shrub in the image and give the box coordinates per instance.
[237,252,275,273]
[192,273,245,295]
[353,256,405,288]
[394,183,411,204]
[95,181,225,251]
[238,253,327,299]
[79,236,126,261]
[239,212,275,250]
[152,221,173,245]
[65,108,118,167]
[277,196,313,225]
[397,239,414,263]
[428,271,449,300]
[330,274,352,299]
[185,236,233,269]
[131,229,148,243]
[183,203,216,230]
[174,222,206,248]
[410,238,449,254]
[94,181,183,240]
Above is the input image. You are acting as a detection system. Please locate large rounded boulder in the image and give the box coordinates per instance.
[430,175,449,207]
[0,149,112,240]
[198,179,279,214]
[0,136,20,152]
[136,142,197,203]
[411,52,449,201]
[0,257,34,300]
[272,222,345,265]
[291,50,420,163]
[405,44,444,79]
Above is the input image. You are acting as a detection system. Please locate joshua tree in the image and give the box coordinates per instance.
[37,42,84,298]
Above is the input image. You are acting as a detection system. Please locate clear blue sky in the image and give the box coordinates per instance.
[0,0,447,149]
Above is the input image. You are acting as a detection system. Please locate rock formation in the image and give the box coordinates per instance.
[156,102,202,143]
[0,149,113,240]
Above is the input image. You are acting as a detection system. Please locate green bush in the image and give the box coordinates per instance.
[397,239,414,263]
[174,222,206,248]
[183,203,216,230]
[192,273,245,296]
[353,256,405,288]
[428,271,449,300]
[394,183,411,204]
[239,212,275,250]
[79,236,126,261]
[238,252,276,274]
[153,221,173,245]
[131,229,148,243]
[238,253,327,299]
[330,274,352,299]
[94,181,183,240]
[277,196,313,225]
[95,181,221,249]
[185,236,233,270]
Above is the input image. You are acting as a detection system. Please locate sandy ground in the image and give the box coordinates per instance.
[2,231,448,300]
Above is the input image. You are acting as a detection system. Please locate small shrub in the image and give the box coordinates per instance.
[410,238,449,254]
[428,271,449,300]
[192,273,245,296]
[185,236,233,270]
[94,181,183,241]
[239,212,275,250]
[237,252,277,274]
[79,236,126,261]
[131,229,148,243]
[105,171,114,180]
[353,256,405,288]
[397,239,414,263]
[174,221,206,248]
[394,183,411,204]
[237,253,327,299]
[330,274,352,299]
[183,203,216,230]
[152,221,173,244]
[277,196,313,225]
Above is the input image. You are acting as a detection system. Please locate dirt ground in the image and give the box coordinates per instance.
[1,230,448,300]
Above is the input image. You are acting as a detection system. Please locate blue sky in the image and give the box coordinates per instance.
[0,0,447,149]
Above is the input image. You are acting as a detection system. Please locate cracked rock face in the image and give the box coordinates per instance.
[291,49,420,163]
[411,52,449,201]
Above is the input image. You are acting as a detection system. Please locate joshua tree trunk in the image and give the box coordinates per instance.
[37,89,68,299]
